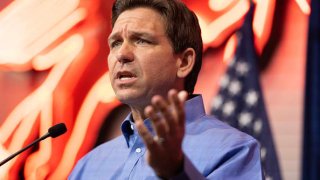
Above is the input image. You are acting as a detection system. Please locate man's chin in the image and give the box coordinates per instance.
[115,93,149,107]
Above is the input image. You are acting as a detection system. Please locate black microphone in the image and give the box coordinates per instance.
[0,123,67,166]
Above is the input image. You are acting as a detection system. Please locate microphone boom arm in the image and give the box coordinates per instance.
[0,123,66,167]
[0,133,50,166]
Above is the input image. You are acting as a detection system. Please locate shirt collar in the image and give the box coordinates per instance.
[184,94,206,123]
[120,94,206,147]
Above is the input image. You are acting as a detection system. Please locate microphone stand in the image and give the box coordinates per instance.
[0,132,50,166]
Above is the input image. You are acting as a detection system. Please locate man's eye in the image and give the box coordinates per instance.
[136,38,150,44]
[110,41,122,48]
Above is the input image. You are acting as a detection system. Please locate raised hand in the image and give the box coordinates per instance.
[136,89,188,178]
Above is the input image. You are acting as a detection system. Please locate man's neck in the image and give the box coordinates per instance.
[130,106,147,123]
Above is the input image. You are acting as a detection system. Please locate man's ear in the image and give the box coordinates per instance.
[177,48,196,78]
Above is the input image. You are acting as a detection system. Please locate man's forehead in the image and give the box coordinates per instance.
[110,11,166,39]
[108,26,155,41]
[113,18,157,31]
[114,8,165,29]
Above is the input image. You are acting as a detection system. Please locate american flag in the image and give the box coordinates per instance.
[210,5,282,180]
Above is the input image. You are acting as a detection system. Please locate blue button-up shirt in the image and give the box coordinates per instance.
[69,95,263,179]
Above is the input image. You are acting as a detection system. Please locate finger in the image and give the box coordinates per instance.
[170,90,188,127]
[144,105,167,142]
[178,90,188,103]
[151,95,175,134]
[136,120,158,151]
[166,90,180,133]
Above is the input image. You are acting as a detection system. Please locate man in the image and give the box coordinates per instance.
[69,0,263,179]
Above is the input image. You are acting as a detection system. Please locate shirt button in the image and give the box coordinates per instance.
[135,148,142,153]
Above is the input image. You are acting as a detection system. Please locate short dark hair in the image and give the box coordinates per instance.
[111,0,203,94]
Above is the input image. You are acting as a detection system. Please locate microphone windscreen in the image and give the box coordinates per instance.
[48,123,67,138]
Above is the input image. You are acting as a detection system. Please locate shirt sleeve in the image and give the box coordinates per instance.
[170,139,264,180]
[68,155,88,180]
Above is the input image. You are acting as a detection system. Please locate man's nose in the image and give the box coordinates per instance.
[116,41,134,63]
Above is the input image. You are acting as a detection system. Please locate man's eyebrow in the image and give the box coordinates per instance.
[108,31,154,42]
[130,31,153,38]
[108,33,119,44]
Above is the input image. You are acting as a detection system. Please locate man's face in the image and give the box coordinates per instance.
[108,7,182,107]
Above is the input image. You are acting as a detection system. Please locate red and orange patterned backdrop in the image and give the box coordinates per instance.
[0,0,310,179]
